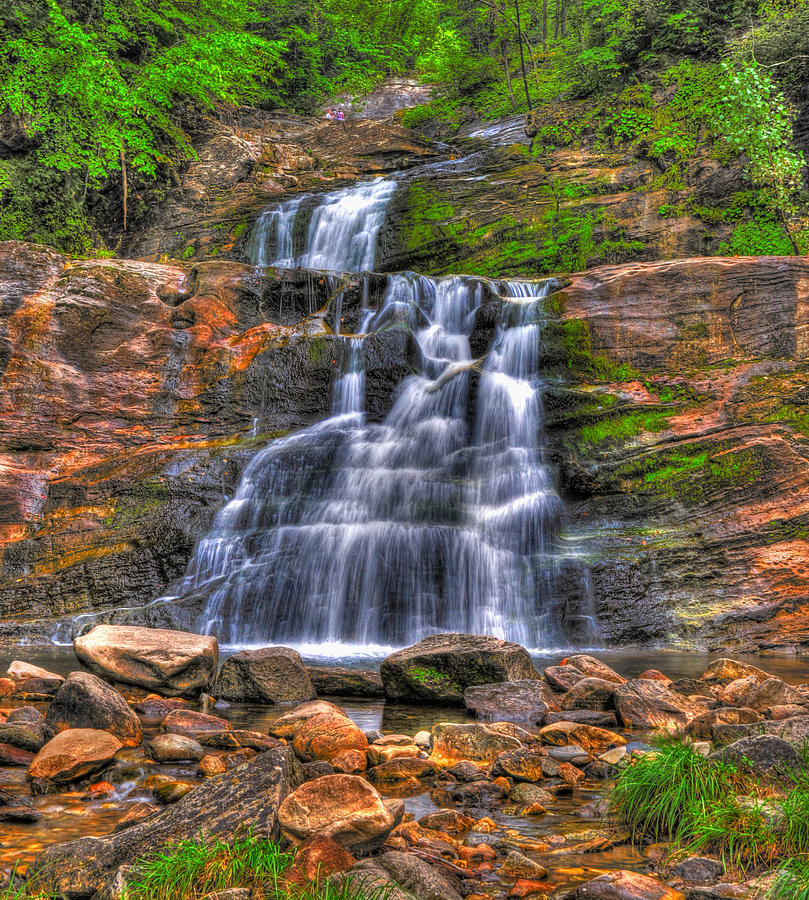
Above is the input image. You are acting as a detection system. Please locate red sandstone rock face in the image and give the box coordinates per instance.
[0,244,409,637]
[547,256,809,651]
[1,243,809,651]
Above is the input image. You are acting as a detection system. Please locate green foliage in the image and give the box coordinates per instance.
[608,735,742,844]
[772,856,809,900]
[122,829,381,900]
[125,830,293,900]
[711,60,804,249]
[719,218,796,256]
[609,734,809,880]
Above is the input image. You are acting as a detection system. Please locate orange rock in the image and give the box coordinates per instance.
[285,835,356,885]
[278,774,397,855]
[0,678,15,698]
[197,754,227,777]
[27,729,122,793]
[366,743,420,766]
[292,712,368,763]
[88,780,115,793]
[331,748,367,774]
[557,762,584,786]
[509,879,549,898]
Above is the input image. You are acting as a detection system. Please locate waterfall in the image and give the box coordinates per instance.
[160,179,571,650]
[246,178,398,272]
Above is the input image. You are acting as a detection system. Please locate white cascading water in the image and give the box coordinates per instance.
[246,178,398,272]
[163,178,568,649]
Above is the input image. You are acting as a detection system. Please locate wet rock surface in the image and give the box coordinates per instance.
[381,634,540,703]
[213,646,315,704]
[0,645,802,900]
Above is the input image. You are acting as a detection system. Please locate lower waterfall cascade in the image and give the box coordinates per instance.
[161,177,595,650]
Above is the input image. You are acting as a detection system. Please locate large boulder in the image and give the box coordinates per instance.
[278,774,399,855]
[213,647,315,704]
[45,672,142,747]
[742,677,808,712]
[574,870,684,899]
[27,729,122,794]
[614,679,702,729]
[710,735,802,780]
[74,625,218,698]
[561,677,618,711]
[429,723,522,767]
[684,707,762,740]
[463,680,558,724]
[380,633,538,703]
[292,712,369,764]
[700,658,770,685]
[306,666,384,698]
[28,745,301,898]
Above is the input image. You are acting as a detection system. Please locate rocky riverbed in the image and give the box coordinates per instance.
[0,629,807,899]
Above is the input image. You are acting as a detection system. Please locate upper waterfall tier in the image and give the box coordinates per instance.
[246,178,398,272]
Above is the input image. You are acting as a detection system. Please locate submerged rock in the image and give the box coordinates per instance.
[74,625,218,698]
[213,646,315,704]
[381,633,538,703]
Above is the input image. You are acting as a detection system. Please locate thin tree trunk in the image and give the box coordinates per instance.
[514,0,532,110]
[561,0,567,37]
[542,0,548,51]
[120,143,128,232]
[502,43,517,108]
[555,0,559,39]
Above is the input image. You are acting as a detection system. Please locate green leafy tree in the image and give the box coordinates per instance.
[713,59,806,253]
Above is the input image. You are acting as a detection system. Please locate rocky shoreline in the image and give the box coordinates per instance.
[0,629,806,899]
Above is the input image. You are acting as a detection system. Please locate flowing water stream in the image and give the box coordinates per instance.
[160,176,583,651]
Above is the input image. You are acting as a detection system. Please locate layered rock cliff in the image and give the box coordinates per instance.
[1,105,808,650]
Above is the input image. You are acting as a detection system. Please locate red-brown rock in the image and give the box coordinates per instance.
[278,774,398,854]
[292,712,368,763]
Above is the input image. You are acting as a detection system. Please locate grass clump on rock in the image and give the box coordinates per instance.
[4,830,377,900]
[125,830,293,900]
[608,734,809,889]
[607,734,741,844]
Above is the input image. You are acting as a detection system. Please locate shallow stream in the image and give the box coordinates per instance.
[2,647,807,892]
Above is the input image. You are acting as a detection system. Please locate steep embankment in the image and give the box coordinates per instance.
[1,102,808,650]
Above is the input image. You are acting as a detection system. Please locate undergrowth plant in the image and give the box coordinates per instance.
[607,734,741,843]
[772,857,809,900]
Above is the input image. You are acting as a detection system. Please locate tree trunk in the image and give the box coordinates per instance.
[514,0,532,110]
[555,0,560,39]
[120,143,128,233]
[542,0,548,52]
